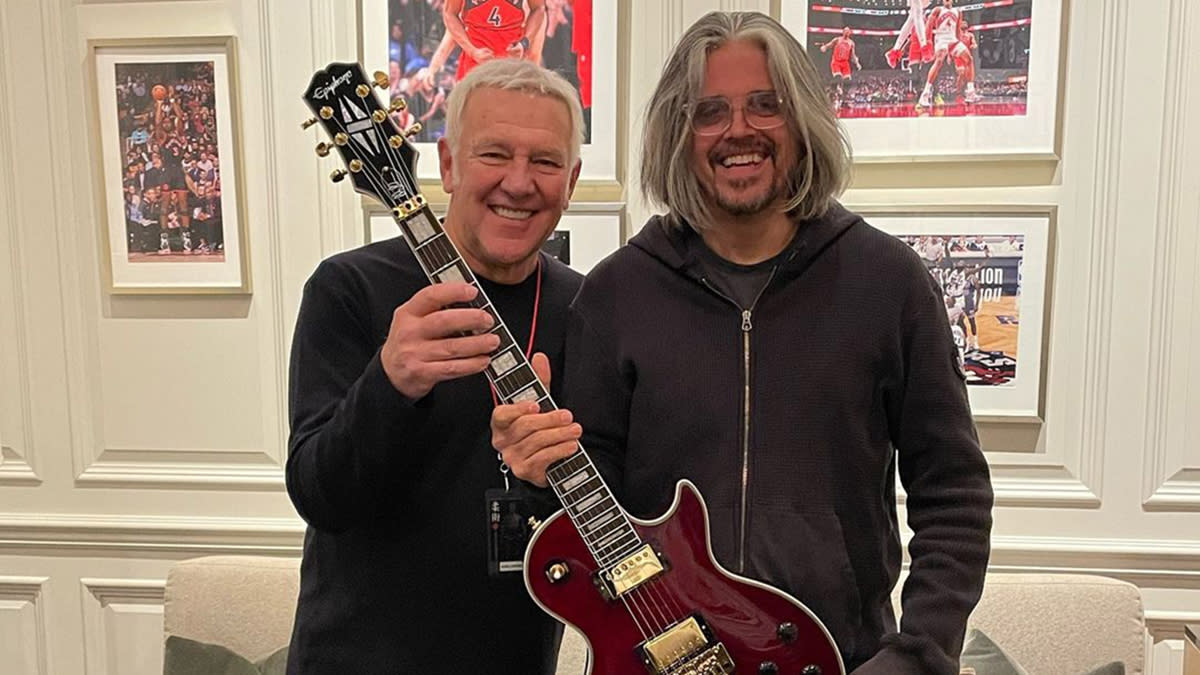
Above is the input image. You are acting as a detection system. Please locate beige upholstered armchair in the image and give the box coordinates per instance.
[162,556,1145,674]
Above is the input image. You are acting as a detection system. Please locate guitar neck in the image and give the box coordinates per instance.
[392,205,643,568]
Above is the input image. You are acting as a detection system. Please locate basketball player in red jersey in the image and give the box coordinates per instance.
[820,27,861,81]
[951,21,979,103]
[887,0,934,68]
[571,0,593,121]
[443,0,547,81]
[918,0,963,108]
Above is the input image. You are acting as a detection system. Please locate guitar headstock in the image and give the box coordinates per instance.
[301,62,425,211]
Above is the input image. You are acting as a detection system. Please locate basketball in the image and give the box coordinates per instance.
[152,84,167,101]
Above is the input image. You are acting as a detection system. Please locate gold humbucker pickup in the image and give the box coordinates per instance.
[606,544,664,598]
[640,615,734,674]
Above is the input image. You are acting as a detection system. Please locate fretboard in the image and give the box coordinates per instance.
[393,205,641,567]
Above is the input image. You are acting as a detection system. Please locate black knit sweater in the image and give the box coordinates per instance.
[284,238,581,674]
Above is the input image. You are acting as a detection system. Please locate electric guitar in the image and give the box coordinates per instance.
[302,62,845,675]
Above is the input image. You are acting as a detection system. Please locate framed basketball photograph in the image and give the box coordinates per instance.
[360,0,618,182]
[89,36,251,294]
[366,205,621,274]
[859,206,1054,420]
[781,0,1064,161]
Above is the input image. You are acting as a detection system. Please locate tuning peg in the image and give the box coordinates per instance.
[371,109,388,123]
[319,106,334,119]
[372,71,389,89]
[404,123,423,138]
[349,159,364,173]
[301,117,318,130]
[315,142,332,157]
[389,98,407,113]
[334,132,349,146]
[355,84,371,97]
[330,169,347,183]
[389,135,405,148]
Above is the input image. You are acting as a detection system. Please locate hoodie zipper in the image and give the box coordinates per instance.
[701,268,777,574]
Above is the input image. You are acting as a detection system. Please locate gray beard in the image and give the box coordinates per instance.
[715,178,782,217]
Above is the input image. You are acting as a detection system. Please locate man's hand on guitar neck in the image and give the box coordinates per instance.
[380,282,500,400]
[491,352,582,488]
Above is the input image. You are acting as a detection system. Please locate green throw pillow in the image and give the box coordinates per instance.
[164,635,288,675]
[961,628,1029,675]
[960,628,1125,675]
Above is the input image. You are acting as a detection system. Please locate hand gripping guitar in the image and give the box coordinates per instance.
[302,62,844,675]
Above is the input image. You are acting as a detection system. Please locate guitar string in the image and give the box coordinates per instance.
[319,79,683,645]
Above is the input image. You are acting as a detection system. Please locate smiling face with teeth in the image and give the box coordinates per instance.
[438,86,581,284]
[692,39,796,223]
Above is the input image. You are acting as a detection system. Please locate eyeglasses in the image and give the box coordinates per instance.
[684,91,786,136]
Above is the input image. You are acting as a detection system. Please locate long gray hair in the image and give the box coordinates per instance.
[640,11,851,228]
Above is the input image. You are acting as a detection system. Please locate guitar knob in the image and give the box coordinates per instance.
[315,142,331,157]
[801,666,823,675]
[300,117,318,130]
[545,561,570,584]
[758,662,778,674]
[329,169,347,183]
[372,70,389,89]
[777,621,798,643]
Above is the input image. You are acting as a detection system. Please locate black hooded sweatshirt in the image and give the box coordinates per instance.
[559,203,993,673]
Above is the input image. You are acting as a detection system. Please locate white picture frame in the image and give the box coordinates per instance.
[781,0,1064,161]
[360,0,619,181]
[89,36,251,294]
[859,206,1054,421]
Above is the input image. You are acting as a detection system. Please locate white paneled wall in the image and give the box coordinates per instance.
[1,0,1198,672]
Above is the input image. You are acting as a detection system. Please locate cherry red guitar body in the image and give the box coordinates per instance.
[525,480,845,674]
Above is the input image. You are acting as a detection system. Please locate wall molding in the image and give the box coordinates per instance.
[1143,0,1200,511]
[75,448,284,489]
[1071,0,1128,507]
[1146,610,1200,642]
[0,576,50,675]
[0,0,38,487]
[0,513,305,556]
[81,578,166,675]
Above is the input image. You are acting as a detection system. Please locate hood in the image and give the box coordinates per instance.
[628,202,863,282]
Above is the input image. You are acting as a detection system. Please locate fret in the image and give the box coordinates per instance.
[571,490,605,514]
[432,260,472,285]
[488,348,522,380]
[557,464,596,493]
[493,363,538,399]
[490,323,515,354]
[575,496,617,524]
[509,385,542,405]
[415,234,460,271]
[548,453,589,483]
[399,207,442,244]
[581,508,620,533]
[559,473,600,499]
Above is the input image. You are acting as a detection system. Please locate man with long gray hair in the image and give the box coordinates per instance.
[493,10,993,674]
[285,58,583,673]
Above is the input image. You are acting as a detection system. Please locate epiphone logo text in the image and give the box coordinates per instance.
[312,71,353,100]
